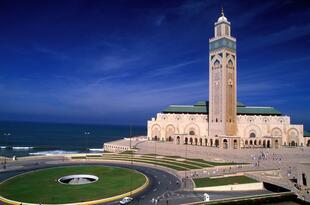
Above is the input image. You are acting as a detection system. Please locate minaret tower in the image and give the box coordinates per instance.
[209,8,237,137]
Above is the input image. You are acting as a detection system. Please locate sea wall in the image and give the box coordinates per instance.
[194,182,264,191]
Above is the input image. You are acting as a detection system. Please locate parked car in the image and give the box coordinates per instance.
[120,197,133,204]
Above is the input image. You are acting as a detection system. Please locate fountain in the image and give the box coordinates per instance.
[58,175,99,185]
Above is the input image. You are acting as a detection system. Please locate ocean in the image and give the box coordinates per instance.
[0,121,146,157]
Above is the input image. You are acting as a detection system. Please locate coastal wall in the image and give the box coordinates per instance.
[194,182,264,191]
[103,143,130,153]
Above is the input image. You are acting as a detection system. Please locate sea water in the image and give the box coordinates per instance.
[0,121,146,157]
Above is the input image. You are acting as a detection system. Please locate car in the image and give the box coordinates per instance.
[120,197,133,204]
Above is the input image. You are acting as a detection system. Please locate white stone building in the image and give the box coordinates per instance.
[147,10,308,149]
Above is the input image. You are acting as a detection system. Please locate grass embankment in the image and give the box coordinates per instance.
[194,176,258,187]
[71,153,245,171]
[0,165,146,204]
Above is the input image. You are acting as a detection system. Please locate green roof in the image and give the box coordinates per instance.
[304,131,310,137]
[237,106,281,115]
[164,105,208,114]
[162,101,282,116]
[194,101,208,106]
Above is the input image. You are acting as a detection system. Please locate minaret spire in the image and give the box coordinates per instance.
[221,6,224,16]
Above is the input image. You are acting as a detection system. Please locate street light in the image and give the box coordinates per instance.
[84,131,90,160]
[184,133,188,189]
[129,125,133,197]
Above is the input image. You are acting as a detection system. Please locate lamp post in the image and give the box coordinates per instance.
[155,136,157,165]
[84,131,90,160]
[129,125,133,197]
[185,134,188,188]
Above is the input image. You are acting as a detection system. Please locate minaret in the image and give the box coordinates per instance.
[209,8,237,137]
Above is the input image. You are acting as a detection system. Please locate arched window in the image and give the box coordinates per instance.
[250,132,256,138]
[189,130,195,135]
[227,60,233,70]
[214,60,220,70]
[217,25,221,37]
[225,25,229,35]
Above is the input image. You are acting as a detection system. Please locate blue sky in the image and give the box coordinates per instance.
[0,0,309,128]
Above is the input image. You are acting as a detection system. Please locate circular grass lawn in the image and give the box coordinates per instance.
[0,165,147,204]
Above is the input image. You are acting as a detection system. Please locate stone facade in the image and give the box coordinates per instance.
[147,10,305,149]
[147,113,304,149]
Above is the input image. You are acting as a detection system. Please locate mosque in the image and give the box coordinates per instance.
[147,10,310,149]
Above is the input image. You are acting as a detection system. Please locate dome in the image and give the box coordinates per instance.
[218,15,227,22]
[217,7,228,23]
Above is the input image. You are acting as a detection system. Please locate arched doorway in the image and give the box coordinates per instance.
[210,139,213,147]
[215,139,219,147]
[233,140,238,149]
[288,129,298,147]
[205,139,208,146]
[199,138,203,146]
[152,126,161,141]
[166,125,175,142]
[245,140,248,147]
[223,139,228,149]
[250,140,253,146]
[259,140,262,146]
[291,141,296,147]
[194,138,198,145]
[267,140,271,148]
[190,138,193,145]
[185,137,188,144]
[307,140,310,147]
[254,140,257,146]
[275,140,279,149]
[176,136,180,145]
[263,140,266,148]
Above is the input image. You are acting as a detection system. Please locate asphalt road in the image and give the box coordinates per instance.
[0,158,272,205]
[0,159,182,205]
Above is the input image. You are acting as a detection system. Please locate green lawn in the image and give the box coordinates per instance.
[0,165,146,204]
[194,175,258,187]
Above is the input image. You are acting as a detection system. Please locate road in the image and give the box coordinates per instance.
[0,157,271,205]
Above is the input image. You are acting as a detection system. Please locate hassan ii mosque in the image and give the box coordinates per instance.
[147,10,310,149]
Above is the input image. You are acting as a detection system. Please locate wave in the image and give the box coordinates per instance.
[88,148,104,152]
[29,150,79,156]
[0,146,6,149]
[12,146,34,150]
